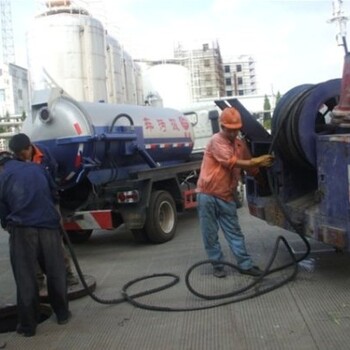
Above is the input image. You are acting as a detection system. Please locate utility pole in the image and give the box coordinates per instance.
[329,0,349,54]
[0,0,15,64]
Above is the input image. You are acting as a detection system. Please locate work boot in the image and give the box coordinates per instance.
[239,266,263,277]
[57,311,72,325]
[67,272,79,286]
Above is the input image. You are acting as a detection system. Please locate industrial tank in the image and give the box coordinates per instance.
[142,64,192,109]
[21,91,194,189]
[106,35,124,104]
[134,63,144,105]
[122,51,137,105]
[26,0,108,102]
[105,36,143,105]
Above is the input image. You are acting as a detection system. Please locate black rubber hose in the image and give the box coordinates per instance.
[62,226,298,312]
[108,113,134,133]
[121,235,298,311]
[106,113,134,182]
[272,84,315,168]
[265,85,313,271]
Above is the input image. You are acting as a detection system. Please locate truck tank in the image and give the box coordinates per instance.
[21,91,195,194]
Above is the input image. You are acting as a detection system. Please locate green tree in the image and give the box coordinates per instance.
[275,91,282,105]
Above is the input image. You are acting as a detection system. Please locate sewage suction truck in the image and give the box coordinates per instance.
[21,89,219,243]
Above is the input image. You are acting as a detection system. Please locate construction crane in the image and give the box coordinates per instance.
[0,0,15,64]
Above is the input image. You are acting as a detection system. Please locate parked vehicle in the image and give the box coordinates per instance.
[21,90,220,243]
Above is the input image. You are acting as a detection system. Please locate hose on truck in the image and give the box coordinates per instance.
[264,86,313,271]
[263,78,341,273]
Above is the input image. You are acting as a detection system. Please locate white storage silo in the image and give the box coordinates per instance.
[142,64,192,109]
[26,0,108,102]
[106,35,124,104]
[122,51,137,104]
[134,62,144,105]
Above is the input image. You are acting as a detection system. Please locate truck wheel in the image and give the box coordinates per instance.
[66,229,93,244]
[145,191,177,243]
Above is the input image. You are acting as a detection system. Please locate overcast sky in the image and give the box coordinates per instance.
[9,0,350,95]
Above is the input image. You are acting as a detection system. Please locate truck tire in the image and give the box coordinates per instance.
[66,229,93,244]
[145,191,177,243]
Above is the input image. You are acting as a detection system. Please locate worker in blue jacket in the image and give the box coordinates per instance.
[0,151,71,337]
[9,133,79,287]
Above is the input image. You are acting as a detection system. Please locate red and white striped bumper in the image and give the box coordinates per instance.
[63,210,115,231]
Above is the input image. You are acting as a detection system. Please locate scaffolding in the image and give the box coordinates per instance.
[174,41,226,102]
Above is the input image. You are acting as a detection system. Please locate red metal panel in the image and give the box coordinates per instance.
[90,211,114,229]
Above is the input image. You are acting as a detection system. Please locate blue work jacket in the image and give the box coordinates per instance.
[0,159,60,229]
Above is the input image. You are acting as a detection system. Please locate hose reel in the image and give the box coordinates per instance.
[271,79,341,169]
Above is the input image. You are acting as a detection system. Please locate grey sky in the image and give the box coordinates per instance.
[10,0,349,94]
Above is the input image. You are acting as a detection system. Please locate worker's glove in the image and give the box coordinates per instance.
[251,154,274,167]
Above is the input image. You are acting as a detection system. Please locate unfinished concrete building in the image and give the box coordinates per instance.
[224,55,257,96]
[174,41,226,102]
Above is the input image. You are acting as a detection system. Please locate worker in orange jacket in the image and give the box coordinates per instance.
[196,107,274,278]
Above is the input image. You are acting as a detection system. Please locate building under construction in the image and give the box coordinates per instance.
[224,54,257,96]
[174,41,226,102]
[173,41,257,103]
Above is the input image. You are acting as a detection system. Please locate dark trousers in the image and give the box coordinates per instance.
[36,239,75,285]
[8,226,69,333]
